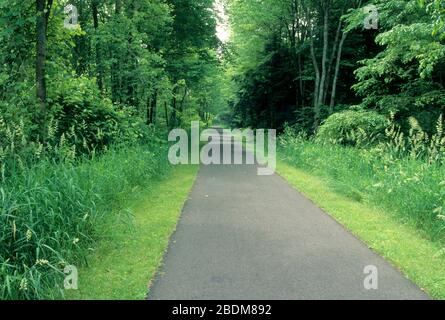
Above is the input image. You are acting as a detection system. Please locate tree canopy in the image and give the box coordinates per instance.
[0,0,227,154]
[226,0,445,135]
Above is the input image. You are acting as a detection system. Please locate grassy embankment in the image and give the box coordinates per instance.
[67,164,198,300]
[276,138,445,299]
[1,141,198,299]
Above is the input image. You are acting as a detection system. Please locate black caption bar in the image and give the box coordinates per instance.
[0,300,441,319]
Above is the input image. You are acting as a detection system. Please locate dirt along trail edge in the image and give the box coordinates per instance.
[148,129,428,300]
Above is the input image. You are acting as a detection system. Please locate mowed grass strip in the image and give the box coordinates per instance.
[67,165,199,300]
[277,160,445,300]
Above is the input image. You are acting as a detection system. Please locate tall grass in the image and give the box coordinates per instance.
[279,120,445,244]
[0,139,169,299]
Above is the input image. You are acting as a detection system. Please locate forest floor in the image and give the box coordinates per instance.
[148,134,429,300]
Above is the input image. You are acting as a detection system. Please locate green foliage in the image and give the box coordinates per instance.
[66,165,198,300]
[316,110,389,146]
[349,0,445,132]
[0,141,169,300]
[382,115,445,163]
[227,0,369,130]
[228,0,445,135]
[3,0,444,300]
[421,0,445,35]
[0,0,224,137]
[278,161,445,300]
[49,77,151,153]
[0,0,224,301]
[50,77,120,151]
[280,123,445,243]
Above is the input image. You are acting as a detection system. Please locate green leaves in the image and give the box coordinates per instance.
[351,0,445,134]
[316,110,389,146]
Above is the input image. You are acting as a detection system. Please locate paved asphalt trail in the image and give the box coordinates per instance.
[149,129,428,300]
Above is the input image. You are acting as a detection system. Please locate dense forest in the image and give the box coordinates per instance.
[222,0,445,299]
[1,0,445,300]
[1,0,228,143]
[227,0,445,136]
[0,0,226,299]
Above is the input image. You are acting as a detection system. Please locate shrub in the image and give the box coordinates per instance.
[50,77,149,154]
[316,110,389,146]
[0,76,159,182]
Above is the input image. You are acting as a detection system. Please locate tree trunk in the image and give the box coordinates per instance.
[293,1,305,108]
[164,101,169,127]
[310,37,321,128]
[179,87,187,112]
[147,89,157,124]
[115,0,122,14]
[152,92,157,125]
[323,16,342,104]
[170,97,177,127]
[317,7,329,110]
[299,53,305,108]
[36,0,50,115]
[147,97,152,125]
[36,0,53,139]
[111,0,122,103]
[92,1,103,92]
[329,32,348,112]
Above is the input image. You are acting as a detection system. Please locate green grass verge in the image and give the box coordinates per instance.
[277,159,445,300]
[66,164,198,300]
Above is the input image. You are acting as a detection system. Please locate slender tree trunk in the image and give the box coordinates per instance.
[147,97,152,125]
[164,101,169,127]
[111,0,122,103]
[170,97,177,127]
[92,1,103,92]
[327,1,362,111]
[149,89,157,124]
[36,0,50,115]
[115,0,122,14]
[323,16,342,104]
[317,7,329,110]
[310,37,320,126]
[296,0,307,108]
[293,1,305,108]
[73,3,87,75]
[152,95,157,124]
[299,52,305,108]
[440,65,444,88]
[330,31,348,112]
[297,52,303,108]
[179,87,187,112]
[36,0,53,139]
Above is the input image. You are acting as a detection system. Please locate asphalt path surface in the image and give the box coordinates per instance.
[148,129,428,300]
